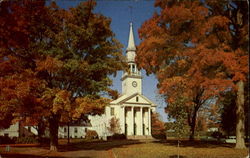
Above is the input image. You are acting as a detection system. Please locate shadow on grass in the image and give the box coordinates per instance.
[169,155,187,158]
[0,153,90,158]
[55,139,143,152]
[154,139,239,149]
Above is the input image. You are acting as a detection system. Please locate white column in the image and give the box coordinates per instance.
[131,106,134,135]
[140,107,143,135]
[148,108,151,135]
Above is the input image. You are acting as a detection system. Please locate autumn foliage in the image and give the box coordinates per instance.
[137,0,248,148]
[151,113,166,139]
[0,0,124,151]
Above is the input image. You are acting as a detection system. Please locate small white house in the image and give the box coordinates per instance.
[0,122,20,138]
[58,126,88,139]
[0,122,88,139]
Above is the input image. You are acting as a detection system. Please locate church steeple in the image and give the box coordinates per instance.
[126,22,136,52]
[121,22,142,95]
[126,22,136,63]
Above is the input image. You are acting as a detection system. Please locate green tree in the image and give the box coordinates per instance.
[166,96,190,139]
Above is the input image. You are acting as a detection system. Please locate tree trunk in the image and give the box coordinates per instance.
[67,122,70,144]
[189,107,198,141]
[49,116,59,151]
[189,121,195,140]
[37,119,45,144]
[235,80,246,149]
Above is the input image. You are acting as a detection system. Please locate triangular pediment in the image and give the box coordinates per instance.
[110,93,156,106]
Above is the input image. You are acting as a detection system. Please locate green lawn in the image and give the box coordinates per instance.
[0,139,248,158]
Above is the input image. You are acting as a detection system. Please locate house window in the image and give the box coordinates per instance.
[64,127,67,133]
[136,97,139,102]
[111,107,114,116]
[74,128,78,133]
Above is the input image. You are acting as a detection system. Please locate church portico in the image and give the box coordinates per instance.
[122,105,152,136]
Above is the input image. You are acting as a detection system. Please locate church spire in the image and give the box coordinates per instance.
[126,22,136,51]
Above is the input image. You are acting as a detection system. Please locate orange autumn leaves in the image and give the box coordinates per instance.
[137,0,248,103]
[136,0,248,140]
[0,0,124,131]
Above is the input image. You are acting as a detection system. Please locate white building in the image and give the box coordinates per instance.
[58,126,88,139]
[89,23,156,139]
[0,122,20,138]
[0,122,88,139]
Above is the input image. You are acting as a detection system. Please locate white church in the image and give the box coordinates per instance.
[89,23,156,139]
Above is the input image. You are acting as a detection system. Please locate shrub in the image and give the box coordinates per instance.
[0,136,14,144]
[107,133,126,140]
[15,137,38,144]
[85,130,98,139]
[152,133,166,140]
[39,137,50,145]
[211,131,225,139]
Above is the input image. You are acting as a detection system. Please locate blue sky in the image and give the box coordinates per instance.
[56,0,168,122]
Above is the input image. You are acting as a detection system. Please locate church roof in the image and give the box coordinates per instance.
[110,92,156,107]
[126,22,136,51]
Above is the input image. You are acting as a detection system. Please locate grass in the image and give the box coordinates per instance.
[0,139,248,158]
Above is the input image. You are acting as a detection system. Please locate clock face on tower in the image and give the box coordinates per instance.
[132,81,137,87]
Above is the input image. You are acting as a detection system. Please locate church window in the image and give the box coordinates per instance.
[136,97,139,102]
[111,107,114,116]
[74,128,78,133]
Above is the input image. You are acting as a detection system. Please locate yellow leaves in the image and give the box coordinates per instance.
[52,90,71,114]
[73,96,108,118]
[36,56,63,74]
[41,88,72,115]
[177,59,187,68]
